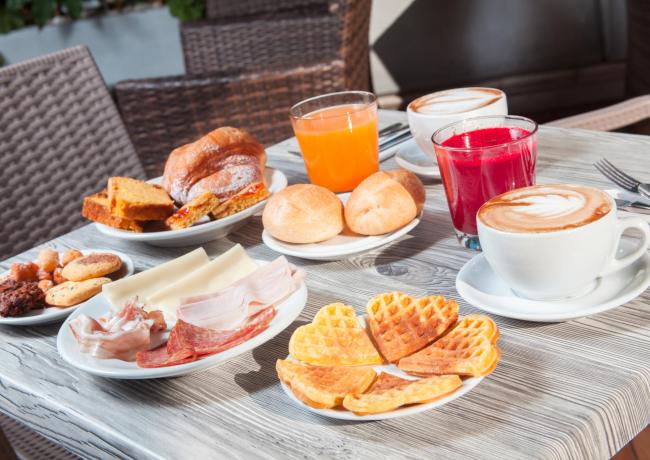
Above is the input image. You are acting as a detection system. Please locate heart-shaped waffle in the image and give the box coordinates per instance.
[276,359,376,409]
[289,303,383,366]
[342,372,462,415]
[365,292,459,362]
[398,314,501,377]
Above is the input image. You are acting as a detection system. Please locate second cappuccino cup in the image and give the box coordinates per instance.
[477,184,650,300]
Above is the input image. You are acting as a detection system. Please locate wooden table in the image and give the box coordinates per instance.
[0,111,648,460]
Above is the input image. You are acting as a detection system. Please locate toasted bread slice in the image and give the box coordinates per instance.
[82,191,144,232]
[108,177,174,221]
[165,192,221,230]
[210,182,270,220]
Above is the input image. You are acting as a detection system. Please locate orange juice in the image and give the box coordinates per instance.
[292,103,379,192]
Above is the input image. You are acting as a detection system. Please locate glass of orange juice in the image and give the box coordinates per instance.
[290,91,379,192]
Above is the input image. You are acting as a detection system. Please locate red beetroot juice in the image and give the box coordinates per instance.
[434,125,537,235]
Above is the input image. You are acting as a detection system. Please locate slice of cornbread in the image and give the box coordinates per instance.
[108,177,174,221]
[165,192,221,230]
[210,182,270,220]
[82,191,144,232]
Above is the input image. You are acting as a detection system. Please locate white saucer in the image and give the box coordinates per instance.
[262,193,422,261]
[279,316,483,420]
[456,238,650,322]
[95,167,287,248]
[394,139,441,179]
[0,249,134,326]
[57,260,308,379]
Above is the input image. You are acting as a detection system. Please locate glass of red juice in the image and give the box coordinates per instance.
[432,115,538,250]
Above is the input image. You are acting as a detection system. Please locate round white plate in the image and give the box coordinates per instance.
[0,249,134,326]
[279,316,483,420]
[95,167,287,247]
[56,267,307,379]
[394,138,441,179]
[262,193,422,261]
[456,238,650,322]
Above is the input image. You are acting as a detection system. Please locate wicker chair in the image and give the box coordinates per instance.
[115,61,346,177]
[0,46,145,260]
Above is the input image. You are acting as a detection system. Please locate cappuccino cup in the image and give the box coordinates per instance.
[407,87,507,156]
[477,184,650,300]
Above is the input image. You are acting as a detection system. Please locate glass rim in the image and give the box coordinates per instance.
[431,115,538,152]
[289,91,377,120]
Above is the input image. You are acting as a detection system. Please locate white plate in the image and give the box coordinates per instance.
[95,168,287,247]
[262,193,422,261]
[456,238,650,322]
[279,316,483,421]
[0,249,134,326]
[395,138,441,179]
[56,264,308,379]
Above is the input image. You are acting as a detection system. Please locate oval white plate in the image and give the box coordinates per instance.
[57,266,307,379]
[262,193,422,261]
[95,167,287,247]
[279,316,483,420]
[395,139,441,179]
[456,238,650,322]
[0,249,134,326]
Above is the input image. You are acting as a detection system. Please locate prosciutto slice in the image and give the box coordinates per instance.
[136,306,276,368]
[177,256,303,330]
[69,301,166,361]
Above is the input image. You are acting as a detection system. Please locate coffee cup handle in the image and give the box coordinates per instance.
[600,217,650,277]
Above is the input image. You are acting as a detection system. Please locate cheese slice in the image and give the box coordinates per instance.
[146,244,258,318]
[102,248,209,310]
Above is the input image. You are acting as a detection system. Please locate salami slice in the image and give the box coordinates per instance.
[136,306,276,368]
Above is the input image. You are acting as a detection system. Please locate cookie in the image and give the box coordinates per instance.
[61,253,122,282]
[45,278,111,307]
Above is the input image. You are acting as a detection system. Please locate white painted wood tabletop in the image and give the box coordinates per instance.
[0,111,648,460]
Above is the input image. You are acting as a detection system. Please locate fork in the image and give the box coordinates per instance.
[594,158,650,200]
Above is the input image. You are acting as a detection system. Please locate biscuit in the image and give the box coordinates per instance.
[61,253,122,282]
[45,278,111,307]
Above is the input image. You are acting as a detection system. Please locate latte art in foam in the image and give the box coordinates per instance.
[409,88,503,115]
[478,184,612,233]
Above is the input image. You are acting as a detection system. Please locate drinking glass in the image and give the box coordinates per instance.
[432,115,538,250]
[290,91,379,193]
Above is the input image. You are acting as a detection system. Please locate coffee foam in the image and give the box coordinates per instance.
[478,184,612,233]
[409,88,503,115]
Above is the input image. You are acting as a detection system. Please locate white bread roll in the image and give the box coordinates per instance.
[344,169,425,236]
[263,184,344,243]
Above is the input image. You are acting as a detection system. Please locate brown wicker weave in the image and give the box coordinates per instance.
[115,61,346,177]
[0,46,144,260]
[181,0,371,90]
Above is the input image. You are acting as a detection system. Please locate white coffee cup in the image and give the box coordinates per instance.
[407,87,508,156]
[477,184,650,300]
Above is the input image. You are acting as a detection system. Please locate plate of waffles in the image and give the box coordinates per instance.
[276,292,501,420]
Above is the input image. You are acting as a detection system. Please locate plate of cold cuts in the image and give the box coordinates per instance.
[57,246,307,379]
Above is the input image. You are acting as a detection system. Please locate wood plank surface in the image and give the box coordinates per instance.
[0,111,648,460]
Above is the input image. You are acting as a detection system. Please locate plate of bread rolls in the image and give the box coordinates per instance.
[262,169,425,261]
[83,127,287,247]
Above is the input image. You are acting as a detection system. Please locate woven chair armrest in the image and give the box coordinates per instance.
[205,0,329,20]
[115,61,346,177]
[547,95,650,131]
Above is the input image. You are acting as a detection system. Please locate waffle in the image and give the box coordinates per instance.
[342,373,462,415]
[289,303,383,366]
[398,314,501,377]
[276,359,376,409]
[366,292,458,362]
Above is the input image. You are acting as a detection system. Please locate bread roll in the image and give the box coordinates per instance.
[263,184,344,243]
[344,170,425,235]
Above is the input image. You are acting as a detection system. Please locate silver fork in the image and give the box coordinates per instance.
[594,158,650,199]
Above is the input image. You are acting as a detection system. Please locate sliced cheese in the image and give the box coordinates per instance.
[102,248,209,310]
[146,244,258,318]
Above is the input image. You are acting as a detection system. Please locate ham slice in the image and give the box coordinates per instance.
[177,256,303,330]
[69,300,166,361]
[136,306,276,368]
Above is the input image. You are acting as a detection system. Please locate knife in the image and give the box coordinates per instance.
[615,198,650,215]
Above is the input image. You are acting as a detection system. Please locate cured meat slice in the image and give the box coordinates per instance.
[136,307,276,368]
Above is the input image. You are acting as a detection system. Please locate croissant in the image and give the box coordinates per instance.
[162,127,269,218]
